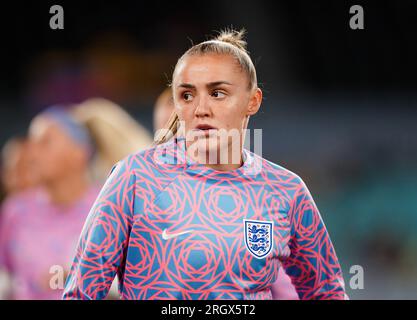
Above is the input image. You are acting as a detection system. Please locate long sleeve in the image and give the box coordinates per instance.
[282,179,348,300]
[0,206,10,272]
[0,206,12,299]
[0,204,13,300]
[0,199,18,273]
[63,159,136,300]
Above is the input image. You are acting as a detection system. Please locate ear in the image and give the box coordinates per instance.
[246,88,262,116]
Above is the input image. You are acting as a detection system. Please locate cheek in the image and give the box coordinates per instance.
[40,142,68,170]
[45,149,74,177]
[44,144,61,160]
[216,100,246,128]
[33,144,48,164]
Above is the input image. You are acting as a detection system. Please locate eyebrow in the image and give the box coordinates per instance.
[177,81,233,89]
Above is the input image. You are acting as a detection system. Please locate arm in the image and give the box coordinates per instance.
[0,206,10,272]
[63,158,136,300]
[282,179,348,300]
[0,203,13,299]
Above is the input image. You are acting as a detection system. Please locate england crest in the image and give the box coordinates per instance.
[244,219,274,259]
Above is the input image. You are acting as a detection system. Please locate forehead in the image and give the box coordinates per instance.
[29,116,65,141]
[173,54,245,86]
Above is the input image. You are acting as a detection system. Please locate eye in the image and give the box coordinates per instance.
[182,92,194,102]
[212,90,226,98]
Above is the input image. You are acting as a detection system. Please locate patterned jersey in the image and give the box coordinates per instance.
[63,137,347,300]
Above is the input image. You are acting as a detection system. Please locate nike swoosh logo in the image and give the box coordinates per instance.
[162,229,194,240]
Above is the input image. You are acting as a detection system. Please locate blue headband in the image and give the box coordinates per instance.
[41,106,94,158]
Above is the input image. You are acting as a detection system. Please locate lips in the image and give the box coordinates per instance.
[194,124,217,131]
[191,124,218,138]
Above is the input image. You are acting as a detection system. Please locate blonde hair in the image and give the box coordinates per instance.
[72,98,153,182]
[154,28,257,145]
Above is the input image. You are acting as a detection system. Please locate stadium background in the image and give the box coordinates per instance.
[0,0,416,299]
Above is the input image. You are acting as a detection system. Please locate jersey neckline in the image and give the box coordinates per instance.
[163,137,262,179]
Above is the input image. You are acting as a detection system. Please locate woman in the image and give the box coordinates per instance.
[63,29,347,300]
[0,107,99,299]
[0,136,39,299]
[152,88,299,300]
[1,137,39,197]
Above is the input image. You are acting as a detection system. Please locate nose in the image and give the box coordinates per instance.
[194,94,212,118]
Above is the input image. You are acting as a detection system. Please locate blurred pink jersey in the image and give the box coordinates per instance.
[0,186,99,299]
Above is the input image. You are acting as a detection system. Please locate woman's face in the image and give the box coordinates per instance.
[29,116,88,184]
[172,53,262,162]
[1,139,39,194]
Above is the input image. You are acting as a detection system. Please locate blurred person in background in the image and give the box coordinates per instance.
[153,88,300,300]
[1,137,38,197]
[0,106,100,299]
[153,87,175,133]
[0,136,40,299]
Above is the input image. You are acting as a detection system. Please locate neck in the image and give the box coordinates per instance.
[204,160,243,172]
[45,170,90,206]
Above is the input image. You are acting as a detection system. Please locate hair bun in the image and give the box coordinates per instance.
[214,28,248,52]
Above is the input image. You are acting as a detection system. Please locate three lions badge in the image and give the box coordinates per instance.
[244,219,274,259]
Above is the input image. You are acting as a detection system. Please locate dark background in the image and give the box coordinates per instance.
[1,1,417,101]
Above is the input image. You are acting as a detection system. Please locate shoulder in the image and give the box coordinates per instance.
[0,188,45,223]
[250,151,306,190]
[252,154,319,222]
[246,151,313,205]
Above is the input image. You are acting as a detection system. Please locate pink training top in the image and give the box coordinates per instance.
[0,186,99,300]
